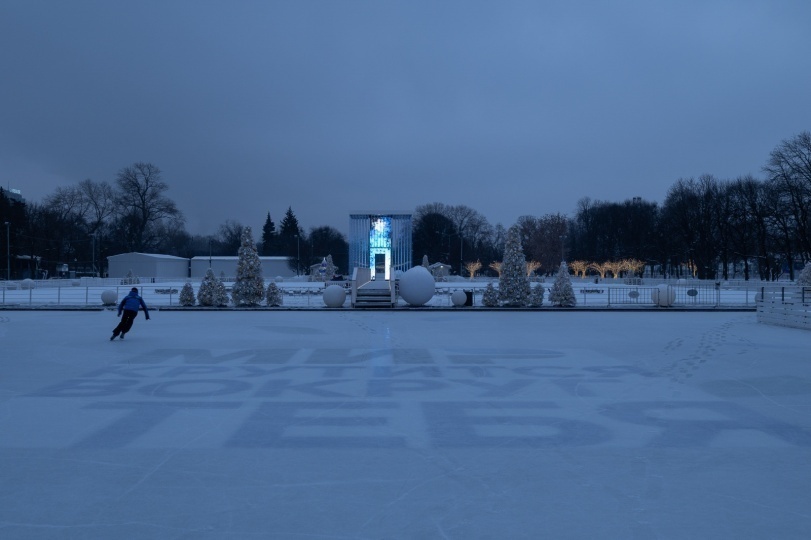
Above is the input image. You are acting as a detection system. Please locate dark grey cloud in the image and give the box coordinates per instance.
[2,0,810,236]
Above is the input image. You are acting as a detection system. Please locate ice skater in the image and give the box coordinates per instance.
[111,287,150,340]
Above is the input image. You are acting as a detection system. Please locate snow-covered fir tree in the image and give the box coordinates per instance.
[179,282,196,306]
[528,283,545,307]
[549,262,576,307]
[798,261,811,286]
[498,225,531,306]
[422,255,430,269]
[231,226,265,306]
[197,268,229,307]
[266,281,283,306]
[124,269,140,285]
[325,255,336,281]
[482,282,499,307]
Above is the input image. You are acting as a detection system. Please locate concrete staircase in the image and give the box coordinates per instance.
[353,280,395,308]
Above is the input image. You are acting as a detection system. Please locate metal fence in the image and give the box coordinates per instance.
[0,278,779,308]
[606,284,725,306]
[756,286,811,330]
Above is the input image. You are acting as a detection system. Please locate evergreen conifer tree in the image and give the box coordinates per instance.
[422,255,430,268]
[231,226,265,306]
[798,261,811,286]
[279,206,303,274]
[261,212,278,256]
[528,283,545,307]
[266,281,284,306]
[179,282,195,306]
[482,282,499,307]
[198,268,229,307]
[549,262,576,307]
[498,225,531,306]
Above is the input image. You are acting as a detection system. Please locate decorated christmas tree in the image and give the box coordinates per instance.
[198,268,229,307]
[549,262,576,307]
[528,283,545,307]
[798,261,811,286]
[266,281,283,306]
[231,226,265,306]
[482,282,499,307]
[498,225,530,306]
[325,255,337,281]
[179,282,196,307]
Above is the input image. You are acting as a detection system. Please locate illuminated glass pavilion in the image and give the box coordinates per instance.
[348,213,412,281]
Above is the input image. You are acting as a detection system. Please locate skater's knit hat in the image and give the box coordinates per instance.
[131,287,138,293]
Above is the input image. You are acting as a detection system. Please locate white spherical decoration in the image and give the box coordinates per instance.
[651,284,676,307]
[399,266,435,306]
[101,290,118,305]
[323,285,346,308]
[20,278,35,290]
[451,290,467,307]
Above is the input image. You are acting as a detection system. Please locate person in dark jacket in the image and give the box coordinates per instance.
[111,287,150,340]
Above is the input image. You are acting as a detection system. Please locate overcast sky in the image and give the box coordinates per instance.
[1,1,810,237]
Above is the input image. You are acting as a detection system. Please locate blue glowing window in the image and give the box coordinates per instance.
[369,217,391,249]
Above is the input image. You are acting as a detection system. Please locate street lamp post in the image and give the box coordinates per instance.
[459,234,464,277]
[295,234,300,276]
[89,233,96,277]
[4,222,9,280]
[208,239,212,268]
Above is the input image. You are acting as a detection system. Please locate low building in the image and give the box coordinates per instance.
[107,253,189,279]
[190,256,295,280]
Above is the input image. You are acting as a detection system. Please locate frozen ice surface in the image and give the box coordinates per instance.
[1,310,810,539]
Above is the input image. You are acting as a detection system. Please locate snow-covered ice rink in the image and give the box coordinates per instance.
[1,309,810,539]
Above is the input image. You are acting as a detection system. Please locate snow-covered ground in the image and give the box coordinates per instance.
[1,309,809,539]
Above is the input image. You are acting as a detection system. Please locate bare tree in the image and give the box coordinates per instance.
[113,162,184,252]
[216,220,244,255]
[77,179,115,234]
[660,176,721,279]
[763,131,811,273]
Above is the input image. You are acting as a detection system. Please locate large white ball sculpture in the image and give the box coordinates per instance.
[651,284,676,307]
[101,290,118,305]
[451,290,468,307]
[323,284,346,308]
[399,266,435,306]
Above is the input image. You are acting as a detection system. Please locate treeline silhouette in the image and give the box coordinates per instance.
[2,132,809,281]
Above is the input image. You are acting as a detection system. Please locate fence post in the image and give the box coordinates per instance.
[29,287,32,306]
[781,287,785,302]
[58,286,61,305]
[86,286,89,305]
